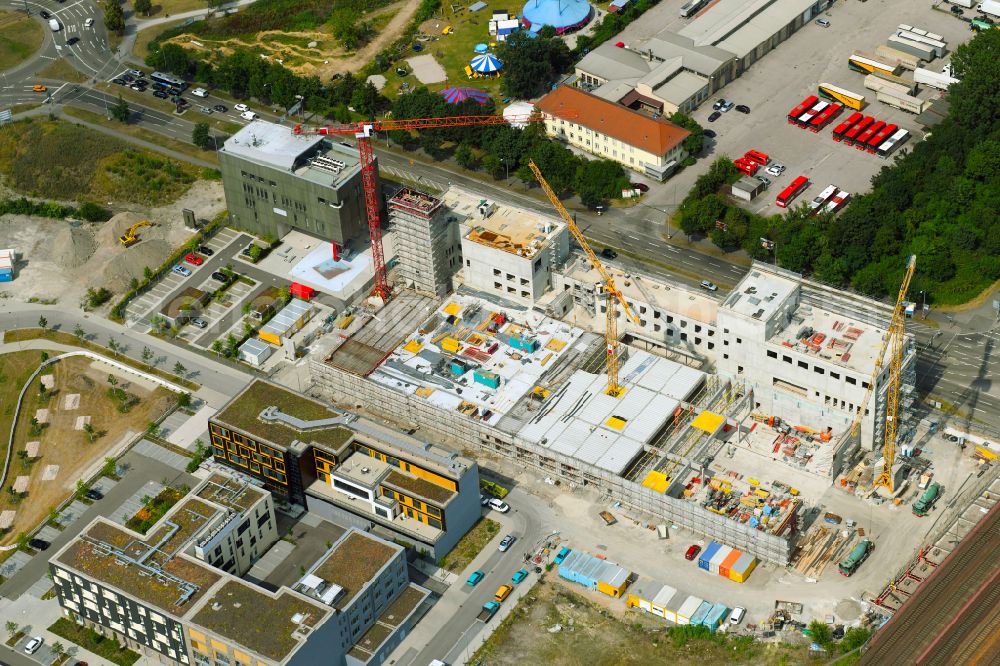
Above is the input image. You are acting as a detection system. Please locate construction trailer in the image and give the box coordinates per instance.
[558,550,631,597]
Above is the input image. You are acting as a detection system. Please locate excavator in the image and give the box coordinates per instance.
[119,220,152,247]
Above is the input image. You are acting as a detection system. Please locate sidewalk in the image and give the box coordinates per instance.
[0,594,112,666]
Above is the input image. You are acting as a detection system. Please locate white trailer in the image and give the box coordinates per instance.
[876,90,926,114]
[895,30,947,58]
[876,45,922,71]
[913,67,959,90]
[887,35,937,62]
[978,0,1000,17]
[864,74,914,97]
[948,0,973,7]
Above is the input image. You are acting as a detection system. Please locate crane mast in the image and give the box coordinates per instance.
[526,160,639,397]
[848,255,916,494]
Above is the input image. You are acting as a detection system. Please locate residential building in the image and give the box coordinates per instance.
[444,187,569,306]
[219,120,370,249]
[50,472,428,666]
[208,380,480,560]
[536,85,690,181]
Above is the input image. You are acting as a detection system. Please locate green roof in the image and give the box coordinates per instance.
[385,470,454,504]
[313,531,398,610]
[214,380,354,451]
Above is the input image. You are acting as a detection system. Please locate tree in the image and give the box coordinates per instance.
[143,265,154,281]
[177,392,192,408]
[82,422,95,443]
[496,33,572,99]
[111,94,130,123]
[103,0,125,33]
[192,122,212,150]
[133,0,151,15]
[73,324,85,339]
[48,507,59,525]
[668,112,705,157]
[76,479,87,500]
[141,346,153,365]
[102,457,117,478]
[454,143,476,169]
[350,81,382,118]
[50,641,65,658]
[145,421,159,438]
[842,627,870,652]
[575,159,630,209]
[107,337,119,356]
[211,339,224,355]
[5,621,17,639]
[248,244,263,262]
[808,620,833,651]
[107,373,118,388]
[40,351,48,363]
[16,532,29,551]
[37,315,47,329]
[173,361,186,376]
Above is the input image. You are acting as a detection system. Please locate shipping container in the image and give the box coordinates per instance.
[709,545,732,574]
[663,589,686,624]
[559,550,631,597]
[0,272,12,282]
[690,601,713,626]
[719,549,742,579]
[698,542,722,571]
[653,585,679,620]
[704,603,730,631]
[676,596,704,625]
[729,553,758,583]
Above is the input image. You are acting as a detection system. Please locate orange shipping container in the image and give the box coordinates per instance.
[719,549,742,579]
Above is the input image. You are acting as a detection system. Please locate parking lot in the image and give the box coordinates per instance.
[106,67,260,126]
[691,0,976,213]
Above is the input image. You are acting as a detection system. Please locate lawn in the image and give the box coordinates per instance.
[95,82,243,136]
[439,517,500,572]
[0,350,56,494]
[0,11,43,71]
[134,18,189,59]
[2,329,199,389]
[63,106,220,167]
[0,355,177,545]
[49,618,140,666]
[36,57,89,83]
[471,581,814,665]
[0,118,202,205]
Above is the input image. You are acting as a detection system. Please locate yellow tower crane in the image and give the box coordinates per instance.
[848,254,916,494]
[527,159,640,397]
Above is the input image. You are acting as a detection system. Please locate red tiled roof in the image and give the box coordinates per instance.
[537,85,690,155]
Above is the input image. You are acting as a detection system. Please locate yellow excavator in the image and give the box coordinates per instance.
[119,220,152,247]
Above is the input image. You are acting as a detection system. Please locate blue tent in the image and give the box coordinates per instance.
[471,53,503,74]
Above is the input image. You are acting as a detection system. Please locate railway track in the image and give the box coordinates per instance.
[861,501,1000,664]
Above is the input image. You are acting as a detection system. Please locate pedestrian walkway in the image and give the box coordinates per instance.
[25,575,52,600]
[0,594,112,666]
[0,551,32,579]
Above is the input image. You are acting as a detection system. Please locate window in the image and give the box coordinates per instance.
[723,353,729,360]
[830,371,840,379]
[494,282,502,289]
[814,366,825,375]
[862,381,870,389]
[708,342,714,350]
[695,324,701,333]
[798,360,808,369]
[737,338,742,344]
[493,268,501,276]
[846,376,857,385]
[767,350,778,359]
[783,355,792,363]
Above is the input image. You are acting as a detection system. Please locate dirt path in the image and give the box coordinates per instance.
[330,0,420,76]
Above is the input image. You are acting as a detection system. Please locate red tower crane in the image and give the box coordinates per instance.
[292,112,558,300]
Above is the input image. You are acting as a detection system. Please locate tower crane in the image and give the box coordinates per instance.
[848,254,916,494]
[527,159,640,397]
[292,112,560,301]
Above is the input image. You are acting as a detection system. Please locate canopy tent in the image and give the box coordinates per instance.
[471,53,503,74]
[440,87,492,104]
[474,43,489,53]
[503,101,536,127]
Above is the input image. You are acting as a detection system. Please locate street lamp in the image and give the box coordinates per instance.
[919,290,926,319]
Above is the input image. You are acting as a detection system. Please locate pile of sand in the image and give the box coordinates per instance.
[51,225,97,269]
[100,239,173,292]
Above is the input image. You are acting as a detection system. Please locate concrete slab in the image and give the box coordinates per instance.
[35,525,61,542]
[40,465,58,481]
[61,393,80,410]
[26,575,53,599]
[73,415,91,430]
[34,408,49,423]
[165,403,214,452]
[39,375,54,390]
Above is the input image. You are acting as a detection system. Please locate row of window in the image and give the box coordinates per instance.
[764,349,869,388]
[494,282,532,299]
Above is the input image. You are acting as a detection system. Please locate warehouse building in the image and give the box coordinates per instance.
[537,85,690,181]
[219,120,371,250]
[208,380,481,560]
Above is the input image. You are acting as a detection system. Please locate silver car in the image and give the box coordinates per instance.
[498,534,516,552]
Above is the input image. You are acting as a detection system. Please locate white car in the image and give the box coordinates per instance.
[765,163,786,176]
[234,103,249,112]
[488,498,510,513]
[240,110,258,120]
[24,636,44,655]
[191,87,208,98]
[498,534,516,552]
[700,280,718,292]
[84,17,94,27]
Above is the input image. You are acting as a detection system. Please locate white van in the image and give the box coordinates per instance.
[729,607,746,625]
[48,18,61,31]
[191,87,208,98]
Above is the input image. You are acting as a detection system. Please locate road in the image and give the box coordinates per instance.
[860,499,1000,665]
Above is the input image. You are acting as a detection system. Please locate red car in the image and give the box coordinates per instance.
[685,544,701,561]
[184,253,204,266]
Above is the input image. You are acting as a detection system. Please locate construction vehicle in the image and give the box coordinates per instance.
[119,220,152,247]
[912,481,941,516]
[292,111,565,301]
[848,255,916,494]
[527,159,640,397]
[838,539,873,576]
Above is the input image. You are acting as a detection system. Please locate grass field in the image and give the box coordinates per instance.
[440,517,500,572]
[63,107,221,166]
[0,11,43,71]
[0,355,176,545]
[0,118,202,205]
[36,57,90,83]
[0,351,56,497]
[472,581,814,665]
[134,17,189,59]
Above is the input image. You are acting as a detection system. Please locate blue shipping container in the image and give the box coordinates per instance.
[704,603,729,631]
[690,601,713,626]
[698,542,722,571]
[0,272,11,282]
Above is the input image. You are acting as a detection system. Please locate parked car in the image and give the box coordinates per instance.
[153,90,168,99]
[816,18,830,27]
[29,538,50,551]
[199,246,215,256]
[766,163,786,176]
[488,498,510,513]
[703,129,716,138]
[700,280,718,292]
[712,98,727,110]
[23,637,44,655]
[234,103,249,112]
[631,182,649,193]
[211,271,229,282]
[66,36,79,45]
[708,111,721,122]
[213,104,228,112]
[199,106,214,114]
[191,87,208,97]
[755,175,771,188]
[127,69,143,77]
[467,570,485,586]
[191,318,208,329]
[84,17,94,26]
[950,4,963,13]
[396,68,408,76]
[184,252,204,266]
[130,83,145,91]
[241,110,258,120]
[172,265,192,277]
[512,569,528,584]
[85,488,103,500]
[720,100,735,112]
[495,584,513,602]
[480,494,490,506]
[40,10,50,18]
[553,546,571,564]
[242,245,256,257]
[685,544,701,561]
[111,78,126,85]
[729,607,746,625]
[601,248,617,260]
[735,104,751,114]
[498,534,516,552]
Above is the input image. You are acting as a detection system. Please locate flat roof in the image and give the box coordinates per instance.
[194,474,266,512]
[260,298,315,338]
[445,188,565,260]
[367,292,588,426]
[347,585,427,662]
[222,121,323,171]
[311,531,399,610]
[770,302,888,375]
[722,267,798,321]
[307,479,444,542]
[679,0,817,55]
[653,70,709,106]
[214,380,354,452]
[190,580,329,662]
[519,350,705,475]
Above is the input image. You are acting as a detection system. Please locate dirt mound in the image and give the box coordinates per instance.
[95,212,147,248]
[50,225,97,269]
[100,239,174,292]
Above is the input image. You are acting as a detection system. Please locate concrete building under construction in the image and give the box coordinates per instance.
[389,188,461,297]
